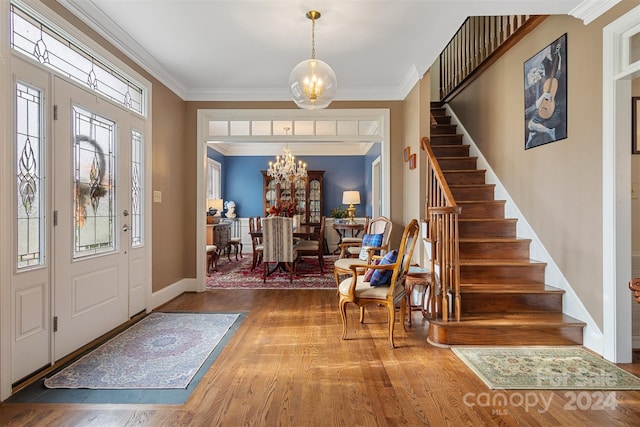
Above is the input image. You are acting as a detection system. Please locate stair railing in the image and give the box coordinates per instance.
[421,136,461,321]
[439,15,546,102]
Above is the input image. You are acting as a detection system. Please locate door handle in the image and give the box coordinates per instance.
[122,224,129,232]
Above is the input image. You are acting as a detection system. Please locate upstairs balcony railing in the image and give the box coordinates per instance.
[439,15,546,101]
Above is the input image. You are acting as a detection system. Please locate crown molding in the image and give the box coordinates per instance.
[59,0,188,99]
[207,142,375,156]
[569,0,621,25]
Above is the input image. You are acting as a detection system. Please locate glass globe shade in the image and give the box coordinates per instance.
[288,58,337,110]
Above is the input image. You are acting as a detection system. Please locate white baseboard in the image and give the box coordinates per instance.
[151,278,196,310]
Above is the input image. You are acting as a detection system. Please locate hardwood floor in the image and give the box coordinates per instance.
[1,289,640,426]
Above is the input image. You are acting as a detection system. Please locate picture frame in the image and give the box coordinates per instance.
[409,153,416,170]
[523,33,568,150]
[404,146,411,162]
[633,97,640,154]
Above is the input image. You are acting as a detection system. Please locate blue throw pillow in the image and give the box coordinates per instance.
[369,250,398,287]
[358,233,384,261]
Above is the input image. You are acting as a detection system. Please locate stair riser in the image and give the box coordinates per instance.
[431,145,469,157]
[438,158,477,170]
[431,107,447,116]
[459,241,530,259]
[450,185,495,201]
[460,264,546,284]
[443,171,486,185]
[459,292,563,314]
[458,203,505,219]
[433,116,451,124]
[431,135,463,146]
[429,324,583,346]
[432,124,457,134]
[458,220,517,238]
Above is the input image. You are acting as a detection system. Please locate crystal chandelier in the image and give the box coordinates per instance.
[288,10,337,110]
[267,128,307,186]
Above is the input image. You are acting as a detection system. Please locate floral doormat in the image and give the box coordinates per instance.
[452,346,640,390]
[207,254,338,289]
[44,312,241,389]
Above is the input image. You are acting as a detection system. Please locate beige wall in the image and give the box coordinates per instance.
[449,2,639,330]
[402,72,431,262]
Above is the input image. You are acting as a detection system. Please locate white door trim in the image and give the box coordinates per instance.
[602,4,640,363]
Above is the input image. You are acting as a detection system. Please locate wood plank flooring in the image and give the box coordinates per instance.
[1,289,640,426]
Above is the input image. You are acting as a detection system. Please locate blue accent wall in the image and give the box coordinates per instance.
[209,148,378,218]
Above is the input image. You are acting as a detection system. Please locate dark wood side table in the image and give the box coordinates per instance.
[332,222,364,254]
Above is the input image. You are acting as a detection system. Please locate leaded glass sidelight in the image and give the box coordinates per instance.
[131,130,144,247]
[16,82,45,270]
[73,106,116,258]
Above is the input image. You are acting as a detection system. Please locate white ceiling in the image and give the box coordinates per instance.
[58,0,605,103]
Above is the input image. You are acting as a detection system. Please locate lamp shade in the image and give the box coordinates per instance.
[207,198,224,212]
[342,190,360,205]
[289,58,337,110]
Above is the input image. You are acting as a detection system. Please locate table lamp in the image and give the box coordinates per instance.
[207,198,224,223]
[342,190,360,224]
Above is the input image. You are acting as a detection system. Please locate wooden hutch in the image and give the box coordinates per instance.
[261,170,324,226]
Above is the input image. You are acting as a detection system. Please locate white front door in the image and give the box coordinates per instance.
[52,77,134,360]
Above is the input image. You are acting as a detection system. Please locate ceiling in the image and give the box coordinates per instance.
[56,0,609,154]
[58,0,603,103]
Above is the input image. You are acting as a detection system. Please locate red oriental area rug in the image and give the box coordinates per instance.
[206,255,338,289]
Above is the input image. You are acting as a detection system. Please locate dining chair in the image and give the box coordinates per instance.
[337,219,419,348]
[248,216,263,271]
[262,216,297,283]
[340,216,370,245]
[293,216,326,274]
[333,216,393,287]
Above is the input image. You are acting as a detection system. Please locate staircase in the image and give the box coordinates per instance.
[426,105,585,346]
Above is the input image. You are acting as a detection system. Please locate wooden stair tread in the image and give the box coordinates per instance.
[459,237,531,243]
[429,313,585,327]
[459,258,545,264]
[458,218,515,223]
[459,284,563,293]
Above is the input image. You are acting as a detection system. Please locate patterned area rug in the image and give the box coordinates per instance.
[44,312,240,389]
[207,254,338,289]
[452,346,640,390]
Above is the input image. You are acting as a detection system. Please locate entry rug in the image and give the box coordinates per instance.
[44,312,240,389]
[207,255,337,289]
[452,346,640,390]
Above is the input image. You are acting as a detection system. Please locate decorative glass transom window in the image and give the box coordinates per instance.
[10,3,145,115]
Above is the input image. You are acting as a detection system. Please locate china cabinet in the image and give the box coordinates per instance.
[262,170,324,226]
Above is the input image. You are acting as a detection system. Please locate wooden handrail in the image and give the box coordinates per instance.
[421,137,461,321]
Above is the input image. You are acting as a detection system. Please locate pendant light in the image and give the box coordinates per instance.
[288,10,337,110]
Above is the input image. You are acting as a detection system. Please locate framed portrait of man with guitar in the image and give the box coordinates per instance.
[523,33,567,149]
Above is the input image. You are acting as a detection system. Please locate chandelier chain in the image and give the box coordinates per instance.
[311,16,316,59]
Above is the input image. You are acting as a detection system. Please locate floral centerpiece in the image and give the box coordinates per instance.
[330,207,347,219]
[268,200,300,217]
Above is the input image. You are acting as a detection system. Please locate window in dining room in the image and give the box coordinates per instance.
[207,158,221,199]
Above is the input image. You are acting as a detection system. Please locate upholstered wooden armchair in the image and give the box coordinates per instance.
[338,219,419,348]
[262,216,297,283]
[333,216,393,287]
[293,216,326,274]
